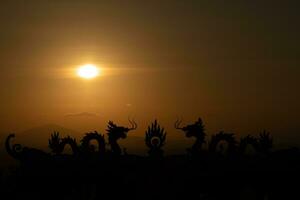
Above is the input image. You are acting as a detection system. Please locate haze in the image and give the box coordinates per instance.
[0,1,299,146]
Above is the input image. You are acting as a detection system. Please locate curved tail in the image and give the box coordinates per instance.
[5,134,22,160]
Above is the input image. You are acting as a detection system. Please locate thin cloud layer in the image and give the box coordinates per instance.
[65,112,100,118]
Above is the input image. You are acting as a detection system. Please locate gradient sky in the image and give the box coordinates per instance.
[0,1,299,143]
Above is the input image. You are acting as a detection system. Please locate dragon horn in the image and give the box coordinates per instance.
[128,118,137,130]
[174,118,183,129]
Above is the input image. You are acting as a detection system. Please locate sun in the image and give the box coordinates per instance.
[77,64,100,79]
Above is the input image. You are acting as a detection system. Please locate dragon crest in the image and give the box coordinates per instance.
[145,119,167,157]
[106,119,137,155]
[81,131,106,154]
[175,118,206,154]
[48,132,78,155]
[209,131,238,155]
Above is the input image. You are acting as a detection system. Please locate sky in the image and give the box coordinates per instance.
[0,1,299,143]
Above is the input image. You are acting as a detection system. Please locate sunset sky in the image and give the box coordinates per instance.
[0,1,299,143]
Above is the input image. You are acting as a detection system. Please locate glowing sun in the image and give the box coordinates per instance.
[77,64,100,79]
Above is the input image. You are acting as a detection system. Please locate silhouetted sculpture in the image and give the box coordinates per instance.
[239,135,259,155]
[175,118,206,155]
[6,134,49,162]
[48,132,62,154]
[106,119,137,156]
[80,131,106,155]
[4,119,299,200]
[145,119,166,158]
[257,130,273,155]
[209,131,238,155]
[6,123,274,162]
[48,132,79,155]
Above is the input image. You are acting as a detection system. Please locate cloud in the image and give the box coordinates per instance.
[65,112,100,118]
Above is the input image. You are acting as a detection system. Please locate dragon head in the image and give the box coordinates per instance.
[106,119,137,141]
[175,118,206,140]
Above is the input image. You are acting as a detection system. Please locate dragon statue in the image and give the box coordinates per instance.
[175,118,206,155]
[239,130,273,156]
[5,120,273,165]
[106,119,137,156]
[208,131,238,155]
[239,135,259,155]
[80,131,106,155]
[6,134,49,163]
[145,119,167,158]
[48,132,79,156]
[257,130,273,155]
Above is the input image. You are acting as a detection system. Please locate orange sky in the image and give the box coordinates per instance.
[0,1,299,144]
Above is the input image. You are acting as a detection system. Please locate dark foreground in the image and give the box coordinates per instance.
[1,152,300,200]
[2,119,299,199]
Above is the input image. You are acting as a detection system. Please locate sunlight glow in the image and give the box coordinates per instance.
[77,64,100,79]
